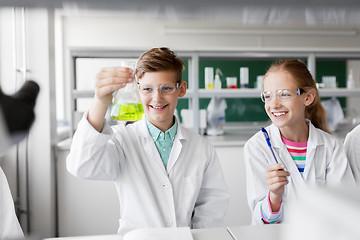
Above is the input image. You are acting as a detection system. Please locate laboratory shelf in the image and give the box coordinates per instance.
[69,49,360,135]
[72,90,94,98]
[198,89,261,98]
[197,88,360,98]
[72,89,194,99]
[318,88,360,97]
[72,88,360,99]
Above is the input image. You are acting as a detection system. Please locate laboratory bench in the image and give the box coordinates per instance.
[44,225,283,240]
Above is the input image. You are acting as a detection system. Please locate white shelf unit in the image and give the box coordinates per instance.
[69,49,360,135]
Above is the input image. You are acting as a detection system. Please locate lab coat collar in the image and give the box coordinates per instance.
[136,116,185,141]
[268,123,306,189]
[302,119,325,180]
[269,119,324,185]
[136,116,187,175]
[268,119,323,150]
[166,117,188,174]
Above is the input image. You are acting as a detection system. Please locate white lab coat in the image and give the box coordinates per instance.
[344,124,360,184]
[67,114,229,235]
[0,167,24,239]
[244,120,355,224]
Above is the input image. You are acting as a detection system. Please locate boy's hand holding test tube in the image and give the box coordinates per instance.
[89,66,135,132]
[261,127,290,212]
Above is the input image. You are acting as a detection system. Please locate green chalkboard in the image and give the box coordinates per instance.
[316,59,346,110]
[176,58,347,123]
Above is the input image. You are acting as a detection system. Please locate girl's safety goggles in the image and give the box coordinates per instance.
[261,88,305,102]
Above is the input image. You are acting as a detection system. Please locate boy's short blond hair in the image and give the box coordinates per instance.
[136,47,185,82]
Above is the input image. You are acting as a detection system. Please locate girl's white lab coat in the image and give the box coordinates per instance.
[0,167,24,239]
[67,114,229,235]
[344,124,360,184]
[244,120,355,224]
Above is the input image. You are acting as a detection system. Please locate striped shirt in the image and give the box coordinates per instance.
[281,136,307,176]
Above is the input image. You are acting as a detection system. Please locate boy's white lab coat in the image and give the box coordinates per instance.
[344,124,360,184]
[67,114,229,235]
[0,167,24,239]
[244,120,355,224]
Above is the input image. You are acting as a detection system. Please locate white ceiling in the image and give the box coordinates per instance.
[2,0,360,26]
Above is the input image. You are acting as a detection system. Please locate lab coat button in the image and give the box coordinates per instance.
[167,220,173,226]
[163,183,170,189]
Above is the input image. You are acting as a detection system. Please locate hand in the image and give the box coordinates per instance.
[88,66,134,132]
[265,164,290,211]
[94,66,135,106]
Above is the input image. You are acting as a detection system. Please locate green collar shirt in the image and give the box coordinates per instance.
[146,118,178,169]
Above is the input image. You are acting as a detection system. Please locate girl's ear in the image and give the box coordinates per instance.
[178,81,187,98]
[304,88,316,107]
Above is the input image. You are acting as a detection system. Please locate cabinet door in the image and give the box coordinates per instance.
[215,146,251,226]
[57,149,120,236]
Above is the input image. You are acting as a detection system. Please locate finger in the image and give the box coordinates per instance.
[266,169,290,179]
[97,71,134,81]
[96,83,127,97]
[100,66,134,75]
[269,180,289,189]
[267,175,289,185]
[267,164,285,172]
[96,77,133,89]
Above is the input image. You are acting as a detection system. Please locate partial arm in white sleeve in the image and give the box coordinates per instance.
[326,138,355,187]
[344,126,360,184]
[191,146,230,228]
[244,138,283,224]
[66,112,125,181]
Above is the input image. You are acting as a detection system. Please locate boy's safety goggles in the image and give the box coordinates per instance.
[137,82,180,96]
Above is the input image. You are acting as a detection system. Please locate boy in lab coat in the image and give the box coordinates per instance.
[67,47,229,235]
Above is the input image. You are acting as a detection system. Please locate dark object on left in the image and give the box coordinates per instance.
[0,80,40,135]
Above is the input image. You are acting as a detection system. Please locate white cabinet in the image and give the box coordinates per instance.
[56,143,120,237]
[215,146,251,226]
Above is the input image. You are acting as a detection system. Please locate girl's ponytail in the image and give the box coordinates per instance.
[305,91,331,133]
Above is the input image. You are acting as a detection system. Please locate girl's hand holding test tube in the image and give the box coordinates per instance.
[265,164,290,212]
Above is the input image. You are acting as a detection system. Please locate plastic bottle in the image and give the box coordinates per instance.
[347,69,356,89]
[240,67,249,88]
[206,96,227,136]
[214,68,222,89]
[204,67,214,89]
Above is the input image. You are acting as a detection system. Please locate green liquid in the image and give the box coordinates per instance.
[111,103,144,121]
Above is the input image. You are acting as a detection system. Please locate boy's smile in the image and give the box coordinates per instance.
[138,71,186,132]
[150,104,169,110]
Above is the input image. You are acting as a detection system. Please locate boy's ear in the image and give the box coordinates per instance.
[304,88,316,106]
[178,81,187,97]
